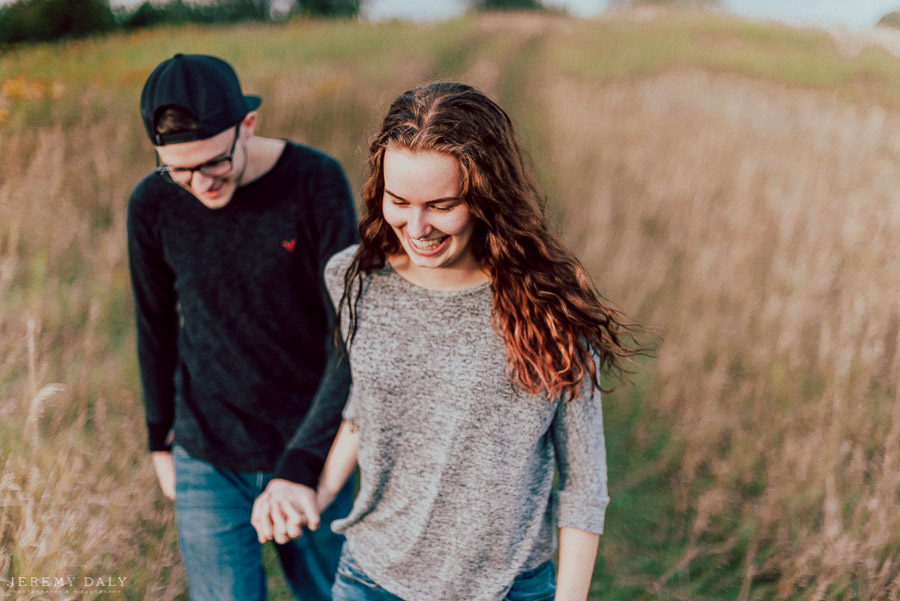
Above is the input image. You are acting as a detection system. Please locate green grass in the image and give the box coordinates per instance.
[588,368,771,600]
[543,13,900,109]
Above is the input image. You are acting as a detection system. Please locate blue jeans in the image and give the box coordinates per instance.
[331,543,557,601]
[173,444,354,601]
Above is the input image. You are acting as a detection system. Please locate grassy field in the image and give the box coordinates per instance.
[1,9,900,600]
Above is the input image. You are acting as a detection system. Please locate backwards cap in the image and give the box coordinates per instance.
[140,53,261,146]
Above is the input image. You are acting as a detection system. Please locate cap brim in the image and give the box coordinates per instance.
[246,95,262,111]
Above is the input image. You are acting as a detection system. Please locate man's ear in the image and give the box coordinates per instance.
[240,111,258,137]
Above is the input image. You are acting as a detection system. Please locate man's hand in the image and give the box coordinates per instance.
[251,479,320,545]
[151,451,176,500]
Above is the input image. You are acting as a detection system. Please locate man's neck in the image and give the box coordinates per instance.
[241,136,287,186]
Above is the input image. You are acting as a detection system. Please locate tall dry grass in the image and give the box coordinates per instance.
[1,12,899,600]
[0,106,186,599]
[543,69,900,599]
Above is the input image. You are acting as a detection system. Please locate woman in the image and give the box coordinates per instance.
[254,82,646,601]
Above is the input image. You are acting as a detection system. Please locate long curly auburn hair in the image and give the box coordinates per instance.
[340,82,648,401]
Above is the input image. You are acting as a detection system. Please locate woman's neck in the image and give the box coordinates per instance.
[387,253,490,291]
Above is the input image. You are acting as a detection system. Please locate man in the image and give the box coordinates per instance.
[127,53,356,601]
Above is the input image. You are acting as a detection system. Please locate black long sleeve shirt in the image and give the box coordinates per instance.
[127,142,357,486]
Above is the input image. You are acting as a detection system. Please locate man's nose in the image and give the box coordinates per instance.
[191,170,216,193]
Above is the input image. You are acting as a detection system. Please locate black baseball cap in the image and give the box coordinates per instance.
[140,53,261,146]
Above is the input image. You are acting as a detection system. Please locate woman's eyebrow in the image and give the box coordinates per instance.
[384,188,462,204]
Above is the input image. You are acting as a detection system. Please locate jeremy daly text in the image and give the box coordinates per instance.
[4,575,128,589]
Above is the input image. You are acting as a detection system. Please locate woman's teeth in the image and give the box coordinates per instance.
[410,237,443,250]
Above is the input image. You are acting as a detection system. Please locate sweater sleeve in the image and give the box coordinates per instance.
[272,157,358,487]
[126,184,179,453]
[552,367,611,534]
[273,336,350,485]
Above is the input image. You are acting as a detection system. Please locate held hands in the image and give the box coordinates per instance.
[252,421,359,544]
[251,479,321,544]
[155,451,330,545]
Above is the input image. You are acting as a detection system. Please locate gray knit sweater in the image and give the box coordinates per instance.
[325,245,609,601]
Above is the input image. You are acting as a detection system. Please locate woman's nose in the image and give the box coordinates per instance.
[406,208,432,239]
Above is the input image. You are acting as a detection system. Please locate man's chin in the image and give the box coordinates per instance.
[194,189,233,210]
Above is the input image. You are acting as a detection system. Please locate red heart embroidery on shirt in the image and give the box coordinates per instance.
[282,239,296,252]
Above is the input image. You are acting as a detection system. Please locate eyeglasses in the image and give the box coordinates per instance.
[154,126,239,185]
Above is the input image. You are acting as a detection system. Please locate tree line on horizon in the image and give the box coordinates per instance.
[0,0,353,44]
[0,0,732,45]
[0,0,551,45]
[879,10,900,28]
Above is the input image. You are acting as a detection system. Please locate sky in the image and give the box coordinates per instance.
[84,0,900,31]
[721,0,900,30]
[360,0,900,31]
